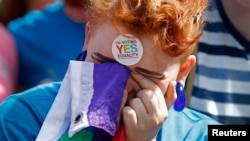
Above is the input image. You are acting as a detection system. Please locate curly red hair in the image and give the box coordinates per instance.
[85,0,208,58]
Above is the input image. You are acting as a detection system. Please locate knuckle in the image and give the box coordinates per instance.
[137,89,154,99]
[129,97,141,107]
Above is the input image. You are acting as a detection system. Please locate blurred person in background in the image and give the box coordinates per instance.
[7,0,86,92]
[0,23,17,102]
[189,0,250,124]
[0,0,55,25]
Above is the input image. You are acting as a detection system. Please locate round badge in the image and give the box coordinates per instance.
[112,34,143,66]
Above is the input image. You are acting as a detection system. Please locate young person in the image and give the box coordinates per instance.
[0,0,220,140]
[189,0,250,124]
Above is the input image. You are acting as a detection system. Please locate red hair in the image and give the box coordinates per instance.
[85,0,208,58]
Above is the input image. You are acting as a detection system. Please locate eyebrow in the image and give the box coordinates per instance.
[135,67,165,79]
[92,52,165,79]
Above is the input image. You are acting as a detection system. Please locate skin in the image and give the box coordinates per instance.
[84,20,196,141]
[222,0,250,41]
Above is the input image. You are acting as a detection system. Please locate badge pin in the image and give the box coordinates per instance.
[112,34,143,66]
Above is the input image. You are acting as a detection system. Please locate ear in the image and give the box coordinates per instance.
[176,55,196,86]
[83,22,91,50]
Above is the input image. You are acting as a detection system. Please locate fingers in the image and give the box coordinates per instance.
[130,97,148,119]
[131,71,166,111]
[130,71,167,122]
[117,90,129,129]
[121,71,169,141]
[122,106,137,130]
[136,89,159,114]
[131,71,159,90]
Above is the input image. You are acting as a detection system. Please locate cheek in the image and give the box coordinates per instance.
[154,69,179,95]
[236,0,250,7]
[156,79,170,96]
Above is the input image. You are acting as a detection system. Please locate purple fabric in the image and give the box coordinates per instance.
[87,62,129,137]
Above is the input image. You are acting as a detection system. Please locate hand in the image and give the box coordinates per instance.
[122,71,169,141]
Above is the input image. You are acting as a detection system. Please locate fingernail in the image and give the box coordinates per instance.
[174,82,186,112]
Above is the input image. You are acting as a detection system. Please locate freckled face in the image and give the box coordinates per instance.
[85,21,182,97]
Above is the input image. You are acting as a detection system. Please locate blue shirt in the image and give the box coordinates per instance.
[0,82,220,141]
[8,2,85,88]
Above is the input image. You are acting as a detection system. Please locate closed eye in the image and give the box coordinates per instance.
[92,52,165,80]
[91,52,115,63]
[135,67,165,80]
